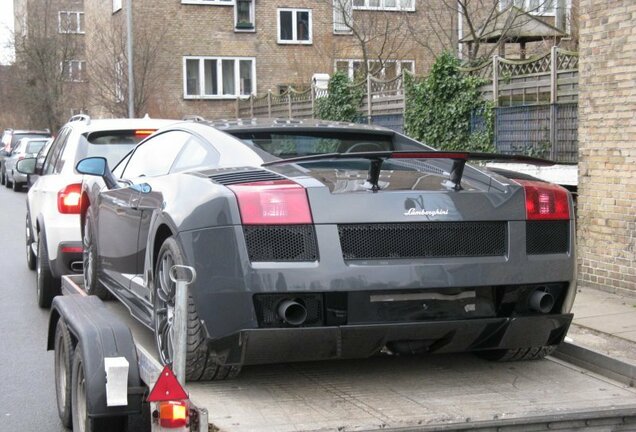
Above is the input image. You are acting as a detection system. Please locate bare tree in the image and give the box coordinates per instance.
[12,0,84,131]
[407,0,571,64]
[86,13,167,118]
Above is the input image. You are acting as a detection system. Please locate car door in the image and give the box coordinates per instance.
[100,130,189,304]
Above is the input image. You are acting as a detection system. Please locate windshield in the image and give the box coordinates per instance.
[25,139,48,154]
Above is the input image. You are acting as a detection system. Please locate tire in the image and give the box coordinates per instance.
[83,209,111,299]
[477,345,557,362]
[12,175,22,192]
[4,172,11,188]
[36,231,61,308]
[54,319,74,428]
[26,215,36,270]
[153,237,241,381]
[0,168,5,185]
[71,344,128,432]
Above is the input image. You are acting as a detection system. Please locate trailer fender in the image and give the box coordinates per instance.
[48,295,143,418]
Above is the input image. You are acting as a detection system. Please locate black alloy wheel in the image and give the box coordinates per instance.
[25,215,36,270]
[82,209,110,299]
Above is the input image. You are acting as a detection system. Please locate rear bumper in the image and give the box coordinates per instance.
[212,313,573,366]
[50,242,83,277]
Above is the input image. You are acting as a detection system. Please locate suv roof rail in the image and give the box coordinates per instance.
[183,115,206,122]
[68,114,91,124]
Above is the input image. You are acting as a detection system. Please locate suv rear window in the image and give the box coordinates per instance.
[76,130,154,168]
[11,133,51,148]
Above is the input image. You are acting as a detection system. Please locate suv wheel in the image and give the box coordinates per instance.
[13,175,22,192]
[26,215,36,270]
[36,231,61,308]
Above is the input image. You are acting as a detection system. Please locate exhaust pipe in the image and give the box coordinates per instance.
[278,300,308,326]
[529,289,554,313]
[70,261,83,272]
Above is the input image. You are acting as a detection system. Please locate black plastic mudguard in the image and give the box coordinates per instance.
[48,295,143,418]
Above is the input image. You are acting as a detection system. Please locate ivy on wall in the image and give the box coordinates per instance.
[405,52,494,152]
[315,72,363,123]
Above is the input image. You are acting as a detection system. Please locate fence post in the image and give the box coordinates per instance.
[235,98,239,119]
[492,56,499,107]
[250,96,254,118]
[267,90,272,117]
[311,84,315,119]
[550,46,558,159]
[288,89,292,119]
[367,75,372,124]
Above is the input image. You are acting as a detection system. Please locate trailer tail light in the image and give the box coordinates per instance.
[57,183,82,214]
[158,401,189,428]
[229,180,313,225]
[518,180,570,220]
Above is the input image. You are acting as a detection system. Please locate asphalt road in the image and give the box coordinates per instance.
[0,185,66,431]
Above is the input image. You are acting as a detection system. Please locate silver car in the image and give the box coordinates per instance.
[5,137,51,192]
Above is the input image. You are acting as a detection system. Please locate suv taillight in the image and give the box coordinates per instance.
[229,180,313,225]
[517,180,570,220]
[57,183,82,214]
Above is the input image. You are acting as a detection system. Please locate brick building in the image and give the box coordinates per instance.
[577,1,636,296]
[83,0,455,119]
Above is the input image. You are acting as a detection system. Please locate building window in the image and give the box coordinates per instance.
[499,0,556,15]
[62,60,86,82]
[352,0,415,11]
[113,0,122,13]
[235,0,254,30]
[183,56,255,99]
[58,11,84,33]
[335,59,414,80]
[277,9,312,44]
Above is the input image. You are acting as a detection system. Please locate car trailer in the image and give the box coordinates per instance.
[49,274,636,432]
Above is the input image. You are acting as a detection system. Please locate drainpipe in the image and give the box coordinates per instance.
[457,1,463,60]
[126,0,135,118]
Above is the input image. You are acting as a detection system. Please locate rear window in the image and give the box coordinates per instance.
[229,131,394,158]
[25,139,48,154]
[11,133,50,149]
[76,130,154,169]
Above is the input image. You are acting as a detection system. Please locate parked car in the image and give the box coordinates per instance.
[16,114,177,308]
[0,128,51,186]
[76,118,576,381]
[27,137,55,189]
[4,137,50,191]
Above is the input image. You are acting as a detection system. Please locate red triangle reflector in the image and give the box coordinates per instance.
[147,365,188,402]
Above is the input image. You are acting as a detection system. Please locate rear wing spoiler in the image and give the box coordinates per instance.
[262,151,555,192]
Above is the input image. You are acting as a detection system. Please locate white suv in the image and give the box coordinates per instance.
[19,115,177,307]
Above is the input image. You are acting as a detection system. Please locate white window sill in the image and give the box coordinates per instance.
[277,40,313,45]
[184,95,251,100]
[181,0,234,5]
[352,6,415,12]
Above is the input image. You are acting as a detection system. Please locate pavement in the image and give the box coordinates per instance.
[566,286,636,366]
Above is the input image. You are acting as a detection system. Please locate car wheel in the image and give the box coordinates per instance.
[153,237,241,381]
[36,231,61,308]
[83,209,111,299]
[54,319,73,428]
[4,172,11,188]
[12,176,22,192]
[26,215,36,270]
[71,343,128,432]
[476,345,557,362]
[0,169,5,185]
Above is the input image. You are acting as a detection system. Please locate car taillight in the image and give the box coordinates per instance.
[517,180,570,220]
[57,183,82,214]
[229,180,313,225]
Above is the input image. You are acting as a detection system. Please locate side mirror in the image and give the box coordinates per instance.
[76,157,107,176]
[16,158,37,174]
[76,157,118,190]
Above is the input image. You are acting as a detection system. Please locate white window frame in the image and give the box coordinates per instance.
[61,60,86,82]
[58,11,84,34]
[352,0,415,12]
[498,0,556,16]
[181,0,234,5]
[335,59,414,80]
[277,8,313,45]
[234,0,255,32]
[113,0,122,13]
[183,56,256,99]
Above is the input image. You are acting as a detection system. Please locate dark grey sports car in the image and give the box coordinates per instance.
[77,119,576,381]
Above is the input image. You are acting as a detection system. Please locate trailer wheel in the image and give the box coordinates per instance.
[477,345,557,362]
[54,319,73,428]
[83,209,111,300]
[71,343,128,432]
[154,237,240,381]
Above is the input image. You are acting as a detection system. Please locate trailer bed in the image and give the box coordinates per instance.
[62,276,636,431]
